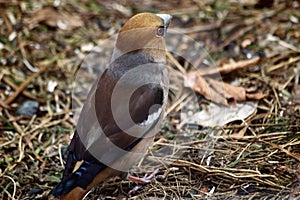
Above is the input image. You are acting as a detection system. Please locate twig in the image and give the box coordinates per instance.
[0,99,10,109]
[166,92,189,115]
[58,144,65,168]
[200,56,261,76]
[164,158,277,179]
[2,76,47,103]
[2,175,16,200]
[267,56,300,73]
[166,51,186,75]
[3,65,48,105]
[256,140,300,162]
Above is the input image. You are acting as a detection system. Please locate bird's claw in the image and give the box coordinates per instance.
[127,169,160,195]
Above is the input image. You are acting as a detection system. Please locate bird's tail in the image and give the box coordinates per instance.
[53,158,105,197]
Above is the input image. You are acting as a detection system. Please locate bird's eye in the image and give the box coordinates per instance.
[156,27,165,37]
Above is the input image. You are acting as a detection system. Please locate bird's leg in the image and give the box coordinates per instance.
[127,168,159,184]
[127,169,160,195]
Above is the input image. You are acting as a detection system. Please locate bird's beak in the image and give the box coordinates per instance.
[156,14,172,29]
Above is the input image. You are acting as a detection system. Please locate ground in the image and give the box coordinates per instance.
[0,0,300,199]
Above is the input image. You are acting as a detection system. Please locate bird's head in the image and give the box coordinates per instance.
[115,13,171,63]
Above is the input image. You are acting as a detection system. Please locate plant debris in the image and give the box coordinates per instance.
[0,1,299,199]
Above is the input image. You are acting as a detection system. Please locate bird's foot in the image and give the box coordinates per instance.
[127,169,161,195]
[127,168,159,184]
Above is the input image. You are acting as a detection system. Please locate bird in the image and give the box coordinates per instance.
[53,12,171,200]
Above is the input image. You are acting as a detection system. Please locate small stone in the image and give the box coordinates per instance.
[16,100,39,117]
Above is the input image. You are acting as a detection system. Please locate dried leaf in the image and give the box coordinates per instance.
[206,78,246,103]
[185,71,228,105]
[180,101,258,127]
[245,90,267,100]
[227,126,247,139]
[29,7,83,31]
[185,71,246,105]
[185,71,265,106]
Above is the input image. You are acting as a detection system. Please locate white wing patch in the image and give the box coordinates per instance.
[140,107,162,126]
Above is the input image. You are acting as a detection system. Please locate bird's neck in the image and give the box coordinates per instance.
[143,48,166,63]
[108,49,165,81]
[112,47,166,64]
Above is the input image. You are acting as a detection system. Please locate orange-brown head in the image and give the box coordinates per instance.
[115,13,171,62]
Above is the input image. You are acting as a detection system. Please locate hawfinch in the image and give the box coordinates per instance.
[53,12,171,199]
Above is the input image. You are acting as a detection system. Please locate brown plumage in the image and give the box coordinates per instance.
[53,13,171,199]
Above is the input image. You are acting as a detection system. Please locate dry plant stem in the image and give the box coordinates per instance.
[26,110,70,137]
[3,65,48,105]
[58,144,65,168]
[175,95,195,113]
[252,177,284,188]
[23,115,36,132]
[167,51,187,75]
[276,38,300,53]
[166,92,189,115]
[283,139,300,148]
[224,131,292,140]
[2,175,16,199]
[272,86,281,110]
[163,158,276,179]
[236,143,252,161]
[200,56,260,76]
[0,99,10,109]
[267,56,300,73]
[4,110,26,162]
[256,140,300,162]
[0,115,42,174]
[0,135,18,148]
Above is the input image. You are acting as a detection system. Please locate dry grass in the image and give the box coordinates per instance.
[0,0,299,199]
